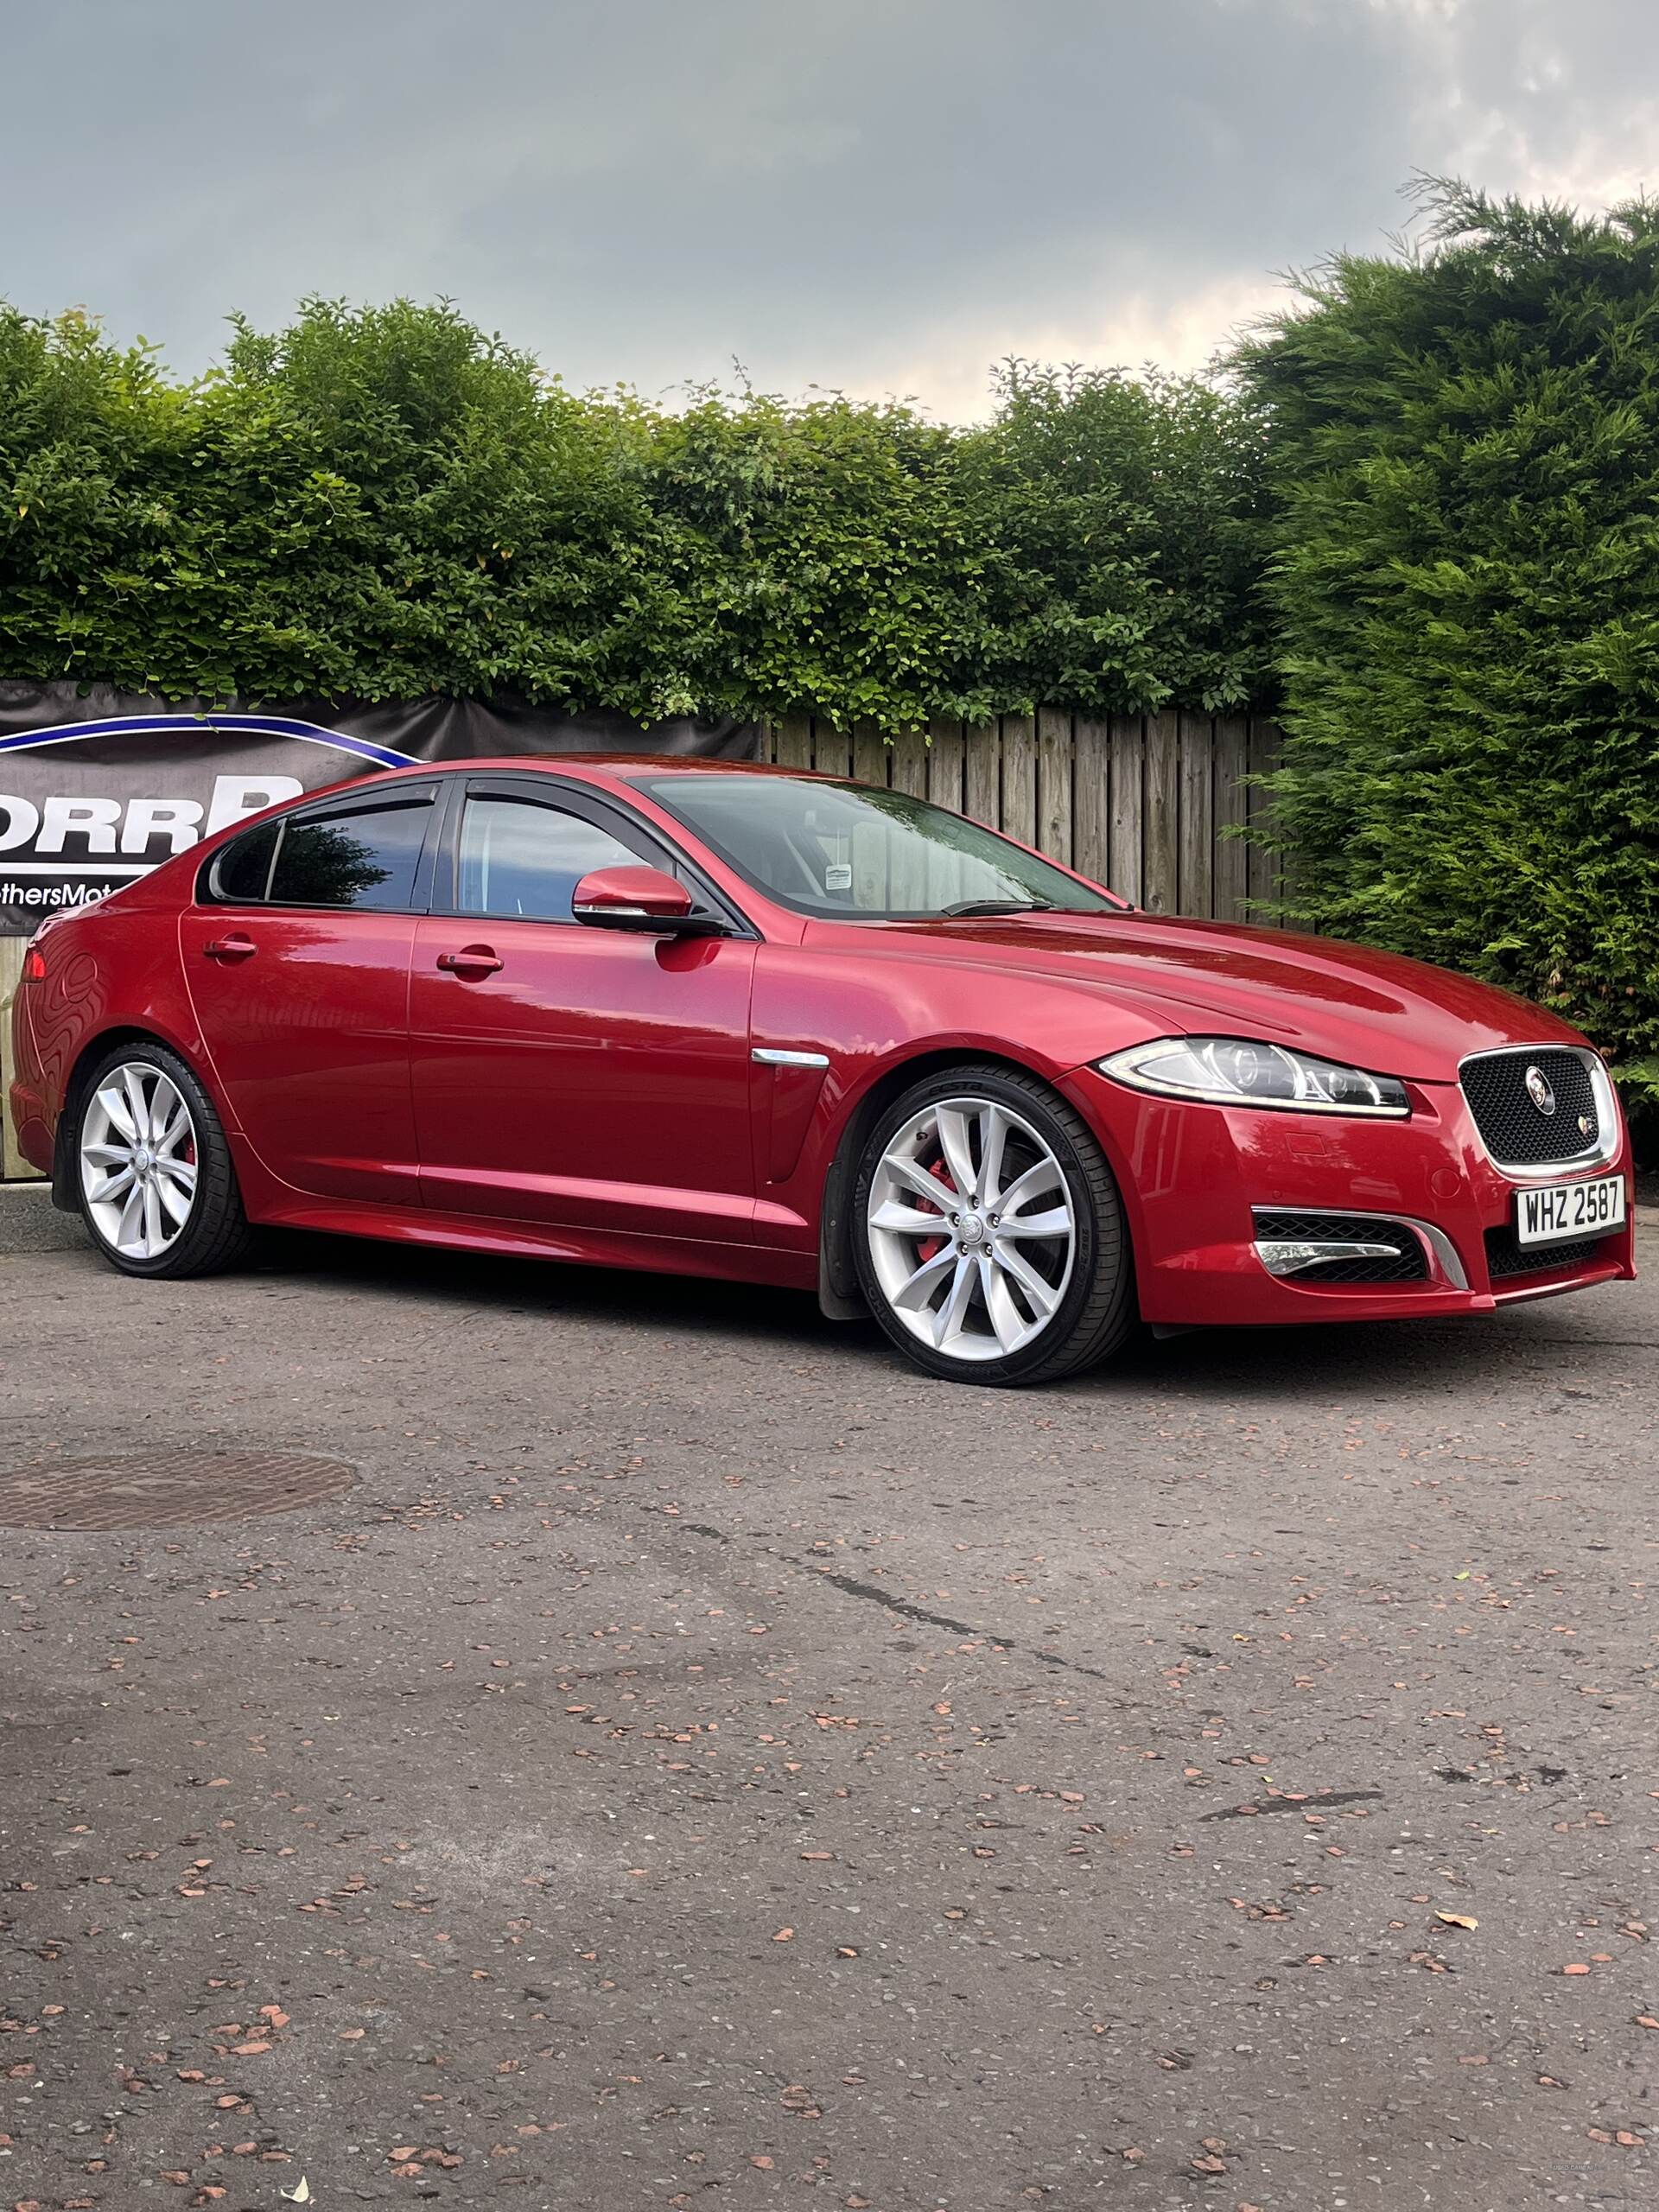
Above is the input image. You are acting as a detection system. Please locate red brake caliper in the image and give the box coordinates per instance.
[915,1149,955,1263]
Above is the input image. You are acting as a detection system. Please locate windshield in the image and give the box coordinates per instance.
[636,774,1120,921]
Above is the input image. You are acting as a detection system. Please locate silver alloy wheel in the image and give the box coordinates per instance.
[866,1094,1077,1363]
[79,1060,200,1261]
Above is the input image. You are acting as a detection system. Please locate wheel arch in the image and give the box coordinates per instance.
[52,1026,221,1210]
[816,1046,1068,1319]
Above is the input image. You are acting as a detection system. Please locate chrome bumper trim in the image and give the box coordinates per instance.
[1255,1238,1403,1278]
[1250,1205,1470,1291]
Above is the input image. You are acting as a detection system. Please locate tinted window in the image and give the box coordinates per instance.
[637,774,1118,918]
[270,799,431,912]
[457,798,641,921]
[212,820,279,903]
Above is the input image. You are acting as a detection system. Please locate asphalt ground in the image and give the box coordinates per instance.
[2,1179,1656,2212]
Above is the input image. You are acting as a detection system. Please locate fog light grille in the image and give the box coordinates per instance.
[1253,1211,1428,1285]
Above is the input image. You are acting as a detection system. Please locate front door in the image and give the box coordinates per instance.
[408,778,758,1243]
[180,782,441,1204]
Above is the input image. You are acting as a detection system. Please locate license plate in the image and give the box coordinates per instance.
[1515,1174,1626,1247]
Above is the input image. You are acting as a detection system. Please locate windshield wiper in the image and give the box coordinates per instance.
[938,898,1058,918]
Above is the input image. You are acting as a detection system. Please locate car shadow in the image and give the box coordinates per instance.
[241,1227,1645,1401]
[248,1226,860,1358]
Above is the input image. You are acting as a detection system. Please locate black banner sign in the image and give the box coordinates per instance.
[0,683,759,934]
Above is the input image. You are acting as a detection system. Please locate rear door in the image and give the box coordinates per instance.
[408,775,759,1242]
[180,781,442,1203]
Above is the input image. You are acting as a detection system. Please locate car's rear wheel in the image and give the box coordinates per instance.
[75,1044,251,1278]
[851,1064,1135,1385]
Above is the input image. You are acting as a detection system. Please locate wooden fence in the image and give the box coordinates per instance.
[765,709,1282,919]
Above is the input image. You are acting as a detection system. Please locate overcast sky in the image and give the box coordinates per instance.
[4,0,1656,418]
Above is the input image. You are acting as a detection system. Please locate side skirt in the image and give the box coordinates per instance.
[243,1190,819,1294]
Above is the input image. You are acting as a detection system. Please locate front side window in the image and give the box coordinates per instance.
[636,774,1119,919]
[455,797,643,921]
[268,798,432,912]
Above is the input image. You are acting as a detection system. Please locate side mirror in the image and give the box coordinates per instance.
[571,864,704,933]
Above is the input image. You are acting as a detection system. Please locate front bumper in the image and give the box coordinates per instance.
[1060,1066,1636,1328]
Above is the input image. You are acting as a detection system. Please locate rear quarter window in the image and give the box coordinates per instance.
[206,820,279,904]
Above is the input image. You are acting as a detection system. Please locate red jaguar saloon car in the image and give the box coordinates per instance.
[9,757,1635,1385]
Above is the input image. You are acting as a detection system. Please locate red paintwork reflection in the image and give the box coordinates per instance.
[408,916,757,1239]
[804,911,1581,1077]
[179,908,423,1204]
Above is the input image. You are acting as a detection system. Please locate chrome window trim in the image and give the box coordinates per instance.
[1249,1205,1469,1291]
[1457,1044,1621,1179]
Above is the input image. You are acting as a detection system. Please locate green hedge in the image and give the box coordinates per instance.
[0,302,1269,728]
[1240,184,1659,1130]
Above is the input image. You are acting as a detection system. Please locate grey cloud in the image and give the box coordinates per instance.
[4,1,1657,412]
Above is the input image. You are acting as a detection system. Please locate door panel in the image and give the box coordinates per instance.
[177,784,439,1202]
[180,909,421,1202]
[410,919,758,1239]
[408,780,757,1240]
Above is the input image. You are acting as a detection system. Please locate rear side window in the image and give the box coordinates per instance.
[269,797,432,912]
[210,820,280,904]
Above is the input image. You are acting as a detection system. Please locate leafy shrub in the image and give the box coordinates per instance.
[0,297,1268,725]
[1239,182,1659,1134]
[966,361,1270,715]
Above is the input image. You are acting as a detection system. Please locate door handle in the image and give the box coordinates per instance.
[202,934,256,961]
[435,944,503,977]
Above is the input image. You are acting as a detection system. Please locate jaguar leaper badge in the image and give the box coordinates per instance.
[1525,1065,1557,1116]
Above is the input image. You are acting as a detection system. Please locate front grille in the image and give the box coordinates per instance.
[1484,1226,1611,1281]
[1254,1211,1428,1284]
[1461,1048,1600,1167]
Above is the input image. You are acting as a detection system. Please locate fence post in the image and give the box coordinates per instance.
[963,722,1000,829]
[999,715,1036,846]
[888,730,928,800]
[770,714,812,770]
[1036,707,1072,865]
[1178,711,1215,918]
[814,719,854,779]
[1109,714,1144,906]
[1142,711,1180,913]
[925,717,964,814]
[1072,716,1111,888]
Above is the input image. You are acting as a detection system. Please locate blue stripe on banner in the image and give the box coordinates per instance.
[0,715,419,770]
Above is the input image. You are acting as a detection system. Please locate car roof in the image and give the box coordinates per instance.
[363,753,835,787]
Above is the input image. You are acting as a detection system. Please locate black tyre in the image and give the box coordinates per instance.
[73,1042,253,1279]
[850,1062,1135,1386]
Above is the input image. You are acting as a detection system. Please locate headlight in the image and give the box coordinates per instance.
[1097,1037,1410,1117]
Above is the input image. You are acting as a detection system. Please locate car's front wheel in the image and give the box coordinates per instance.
[74,1043,252,1279]
[851,1064,1135,1385]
